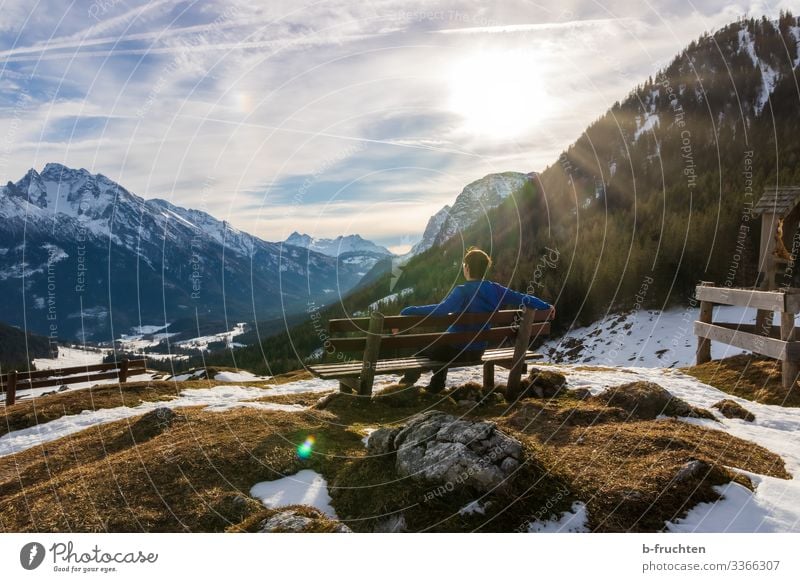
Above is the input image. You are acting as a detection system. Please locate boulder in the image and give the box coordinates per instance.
[367,427,401,455]
[258,508,351,533]
[712,399,756,422]
[388,410,524,494]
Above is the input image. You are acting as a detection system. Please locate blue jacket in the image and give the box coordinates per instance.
[400,280,551,351]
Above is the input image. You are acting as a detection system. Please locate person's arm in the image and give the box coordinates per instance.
[400,286,465,316]
[492,282,552,311]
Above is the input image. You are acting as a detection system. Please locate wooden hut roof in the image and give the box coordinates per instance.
[753,187,800,217]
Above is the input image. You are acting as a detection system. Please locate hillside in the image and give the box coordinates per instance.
[0,322,53,369]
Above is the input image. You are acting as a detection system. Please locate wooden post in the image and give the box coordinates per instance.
[119,359,129,383]
[697,300,713,364]
[6,370,17,406]
[505,307,535,402]
[358,312,384,396]
[482,362,495,391]
[781,311,798,391]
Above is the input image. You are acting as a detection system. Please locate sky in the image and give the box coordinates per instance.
[0,0,794,253]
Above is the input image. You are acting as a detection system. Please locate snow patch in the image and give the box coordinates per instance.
[634,112,659,141]
[250,469,337,518]
[215,370,270,382]
[0,384,291,458]
[528,502,589,533]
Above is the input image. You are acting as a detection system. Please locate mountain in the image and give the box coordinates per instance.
[284,232,391,257]
[409,172,532,256]
[0,164,371,341]
[283,231,393,279]
[205,12,800,375]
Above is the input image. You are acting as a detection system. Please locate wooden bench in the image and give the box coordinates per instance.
[0,358,147,406]
[308,307,553,401]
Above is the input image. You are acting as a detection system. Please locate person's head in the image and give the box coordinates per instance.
[462,247,492,281]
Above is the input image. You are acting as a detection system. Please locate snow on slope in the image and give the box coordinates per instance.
[542,306,758,368]
[33,346,108,369]
[739,26,779,115]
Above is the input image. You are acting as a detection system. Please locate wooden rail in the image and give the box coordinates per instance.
[694,282,800,391]
[0,358,147,406]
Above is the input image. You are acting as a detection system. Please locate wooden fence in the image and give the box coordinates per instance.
[694,282,800,390]
[0,358,147,406]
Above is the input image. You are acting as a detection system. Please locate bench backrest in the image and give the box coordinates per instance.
[323,309,552,358]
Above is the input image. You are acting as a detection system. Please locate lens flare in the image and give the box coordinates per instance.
[297,436,316,459]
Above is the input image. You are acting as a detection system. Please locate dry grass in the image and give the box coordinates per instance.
[0,371,791,533]
[501,395,788,532]
[681,355,800,407]
[0,406,364,532]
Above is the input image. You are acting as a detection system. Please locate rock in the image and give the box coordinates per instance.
[673,460,711,484]
[524,368,567,398]
[390,410,524,494]
[129,407,183,442]
[58,384,69,392]
[712,399,756,422]
[591,381,709,420]
[258,508,351,533]
[367,427,400,455]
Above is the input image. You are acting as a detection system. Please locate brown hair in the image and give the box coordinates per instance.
[463,247,492,279]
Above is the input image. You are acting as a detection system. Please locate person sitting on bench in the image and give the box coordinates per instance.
[399,247,554,392]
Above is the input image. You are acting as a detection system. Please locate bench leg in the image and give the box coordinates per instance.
[339,377,358,394]
[483,362,495,391]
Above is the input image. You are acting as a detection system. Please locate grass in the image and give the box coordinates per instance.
[0,368,314,438]
[0,372,791,533]
[500,393,788,531]
[681,354,800,407]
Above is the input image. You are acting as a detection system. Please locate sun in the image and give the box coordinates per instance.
[447,49,549,139]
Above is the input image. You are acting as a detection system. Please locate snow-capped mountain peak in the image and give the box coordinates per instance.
[283,231,392,257]
[408,171,531,257]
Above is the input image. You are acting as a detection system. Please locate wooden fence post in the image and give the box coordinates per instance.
[697,300,713,364]
[482,362,495,391]
[359,312,384,396]
[506,307,535,402]
[6,370,17,406]
[119,359,129,383]
[781,312,798,391]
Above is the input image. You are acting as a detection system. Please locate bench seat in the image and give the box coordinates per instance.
[309,347,543,379]
[308,307,553,400]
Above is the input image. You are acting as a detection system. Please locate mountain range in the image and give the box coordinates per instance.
[0,164,374,341]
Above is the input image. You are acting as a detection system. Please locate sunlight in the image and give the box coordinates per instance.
[447,49,550,139]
